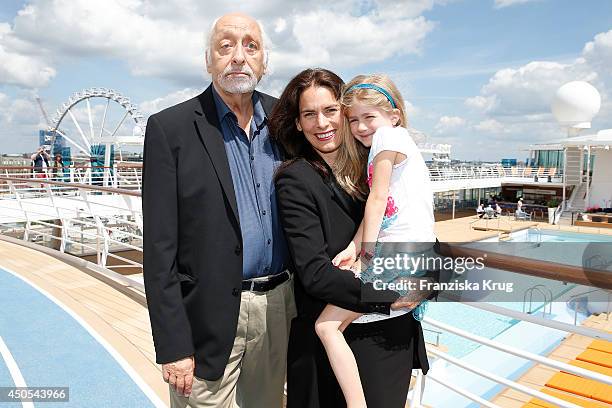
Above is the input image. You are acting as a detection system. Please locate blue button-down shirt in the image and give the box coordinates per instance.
[212,86,288,279]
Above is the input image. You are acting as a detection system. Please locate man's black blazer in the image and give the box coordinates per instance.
[142,85,277,381]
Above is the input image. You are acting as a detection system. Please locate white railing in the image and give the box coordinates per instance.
[409,302,612,408]
[2,169,607,408]
[2,165,562,195]
[0,176,142,274]
[427,165,563,183]
[1,165,142,191]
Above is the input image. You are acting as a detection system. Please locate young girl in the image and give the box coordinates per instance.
[314,74,436,407]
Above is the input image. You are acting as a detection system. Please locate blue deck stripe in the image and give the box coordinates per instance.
[0,268,155,407]
[0,355,21,407]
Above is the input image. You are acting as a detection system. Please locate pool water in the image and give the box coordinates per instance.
[511,228,612,242]
[422,228,606,358]
[420,228,609,407]
[423,302,520,358]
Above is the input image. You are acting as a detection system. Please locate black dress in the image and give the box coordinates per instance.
[276,159,429,408]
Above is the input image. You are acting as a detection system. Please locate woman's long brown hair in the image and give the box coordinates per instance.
[269,68,368,199]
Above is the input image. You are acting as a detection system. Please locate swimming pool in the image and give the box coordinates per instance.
[422,227,612,357]
[422,279,574,359]
[420,228,608,407]
[510,228,612,242]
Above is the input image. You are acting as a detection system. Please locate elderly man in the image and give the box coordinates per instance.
[143,13,295,408]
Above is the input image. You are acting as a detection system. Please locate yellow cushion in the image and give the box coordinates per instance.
[545,372,612,404]
[577,349,612,369]
[567,359,612,377]
[588,339,612,354]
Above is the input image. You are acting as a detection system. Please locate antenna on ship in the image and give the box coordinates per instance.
[552,81,601,138]
[551,81,602,213]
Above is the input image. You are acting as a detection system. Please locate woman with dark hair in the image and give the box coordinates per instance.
[52,153,65,181]
[271,68,429,408]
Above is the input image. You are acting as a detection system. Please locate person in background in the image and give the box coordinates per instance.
[477,203,485,218]
[31,146,50,178]
[52,153,65,181]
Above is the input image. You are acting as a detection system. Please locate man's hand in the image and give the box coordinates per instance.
[390,278,432,311]
[390,294,421,311]
[162,355,195,397]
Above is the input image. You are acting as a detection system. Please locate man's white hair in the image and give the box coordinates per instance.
[204,16,270,70]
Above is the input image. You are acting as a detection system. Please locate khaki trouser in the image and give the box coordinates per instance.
[170,274,297,408]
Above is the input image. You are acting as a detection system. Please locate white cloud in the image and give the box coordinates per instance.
[282,12,434,72]
[465,95,496,111]
[494,0,537,9]
[434,115,466,134]
[0,23,56,88]
[477,61,596,116]
[460,28,612,158]
[0,0,439,88]
[474,118,504,133]
[466,29,612,124]
[404,100,420,120]
[582,29,612,87]
[139,87,204,116]
[0,91,46,153]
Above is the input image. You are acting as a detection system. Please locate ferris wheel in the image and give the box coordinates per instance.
[47,88,146,163]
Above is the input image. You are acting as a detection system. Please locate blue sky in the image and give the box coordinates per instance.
[0,0,611,160]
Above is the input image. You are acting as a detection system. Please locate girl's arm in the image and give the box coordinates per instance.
[361,150,397,254]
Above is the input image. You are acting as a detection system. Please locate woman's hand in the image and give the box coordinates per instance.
[332,241,357,270]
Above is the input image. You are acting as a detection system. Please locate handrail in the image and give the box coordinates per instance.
[567,288,611,325]
[415,311,611,407]
[458,301,612,341]
[425,373,501,408]
[523,284,552,316]
[0,165,142,170]
[0,176,143,273]
[438,242,612,290]
[0,166,608,408]
[470,214,514,232]
[425,348,581,408]
[0,176,141,197]
[423,316,612,384]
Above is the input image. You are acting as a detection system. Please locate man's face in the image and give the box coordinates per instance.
[207,14,265,94]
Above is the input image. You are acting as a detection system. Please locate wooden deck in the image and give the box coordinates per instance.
[434,214,538,241]
[0,237,169,407]
[434,214,612,242]
[491,313,612,408]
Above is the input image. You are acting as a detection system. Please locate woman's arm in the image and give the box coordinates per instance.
[276,167,393,313]
[332,220,363,268]
[361,151,397,251]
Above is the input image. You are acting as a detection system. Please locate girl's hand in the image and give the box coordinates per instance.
[350,258,363,278]
[332,242,357,270]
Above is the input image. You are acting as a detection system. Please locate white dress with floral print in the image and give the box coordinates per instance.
[353,126,436,324]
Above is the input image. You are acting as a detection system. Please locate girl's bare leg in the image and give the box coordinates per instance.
[315,304,366,408]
